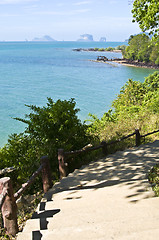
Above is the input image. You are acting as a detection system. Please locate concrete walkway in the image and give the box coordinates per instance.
[17,141,159,240]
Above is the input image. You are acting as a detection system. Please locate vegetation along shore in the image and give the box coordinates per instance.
[1,0,159,237]
[111,58,159,69]
[74,33,159,69]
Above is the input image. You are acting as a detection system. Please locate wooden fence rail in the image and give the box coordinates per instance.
[0,156,52,236]
[1,128,159,236]
[0,167,16,176]
[58,128,159,179]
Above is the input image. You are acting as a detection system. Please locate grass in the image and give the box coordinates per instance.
[148,164,159,196]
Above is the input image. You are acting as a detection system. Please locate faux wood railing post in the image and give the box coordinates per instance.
[135,129,141,147]
[41,156,53,193]
[58,149,67,179]
[0,177,18,236]
[101,141,108,155]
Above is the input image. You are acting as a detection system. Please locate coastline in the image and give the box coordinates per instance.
[91,59,159,69]
[73,48,122,53]
[111,59,159,70]
[73,48,159,70]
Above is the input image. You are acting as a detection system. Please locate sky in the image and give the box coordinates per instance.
[0,0,141,41]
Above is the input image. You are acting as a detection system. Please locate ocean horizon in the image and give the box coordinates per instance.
[0,41,157,147]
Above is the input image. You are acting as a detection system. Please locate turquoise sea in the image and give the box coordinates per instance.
[0,41,157,147]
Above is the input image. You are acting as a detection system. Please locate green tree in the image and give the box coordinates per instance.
[87,72,159,143]
[112,79,145,112]
[0,133,41,190]
[132,0,159,36]
[0,98,90,190]
[113,71,159,114]
[15,98,89,166]
[123,34,151,62]
[149,37,159,64]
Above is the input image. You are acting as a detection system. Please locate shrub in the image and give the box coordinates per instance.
[123,34,159,65]
[0,98,90,191]
[87,72,159,145]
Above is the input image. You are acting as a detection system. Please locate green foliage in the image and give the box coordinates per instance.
[155,57,159,65]
[123,34,159,64]
[15,98,89,158]
[1,73,159,196]
[132,0,159,36]
[105,47,114,51]
[123,34,151,62]
[149,38,159,64]
[115,45,127,51]
[98,48,105,51]
[112,79,145,112]
[86,110,116,139]
[0,98,90,192]
[148,164,159,196]
[87,72,159,145]
[105,45,126,52]
[113,71,159,115]
[0,133,40,190]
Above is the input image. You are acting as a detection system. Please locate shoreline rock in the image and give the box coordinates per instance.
[112,58,159,69]
[73,48,159,69]
[91,58,159,69]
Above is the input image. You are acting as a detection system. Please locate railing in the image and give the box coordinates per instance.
[0,156,52,236]
[0,167,16,176]
[1,128,159,236]
[58,129,159,179]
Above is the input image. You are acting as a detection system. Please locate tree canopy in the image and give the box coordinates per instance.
[122,33,159,64]
[87,72,159,143]
[132,0,159,36]
[0,98,90,190]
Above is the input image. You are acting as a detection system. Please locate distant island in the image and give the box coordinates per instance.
[32,35,57,42]
[77,34,106,42]
[99,37,106,42]
[77,34,94,42]
[31,34,107,42]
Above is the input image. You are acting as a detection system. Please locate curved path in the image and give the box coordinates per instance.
[17,141,159,240]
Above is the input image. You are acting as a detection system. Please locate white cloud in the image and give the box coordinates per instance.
[109,0,118,4]
[76,8,91,13]
[0,0,38,4]
[73,1,92,6]
[34,8,91,16]
[57,3,65,7]
[0,13,21,16]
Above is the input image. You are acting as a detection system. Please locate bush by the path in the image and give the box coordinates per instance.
[87,72,159,149]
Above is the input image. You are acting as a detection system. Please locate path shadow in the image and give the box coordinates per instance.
[32,209,60,230]
[32,231,42,240]
[30,208,60,240]
[45,141,159,202]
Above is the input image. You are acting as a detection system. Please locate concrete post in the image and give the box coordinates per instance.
[135,129,141,147]
[41,156,53,193]
[58,149,67,179]
[0,177,18,236]
[101,141,108,155]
